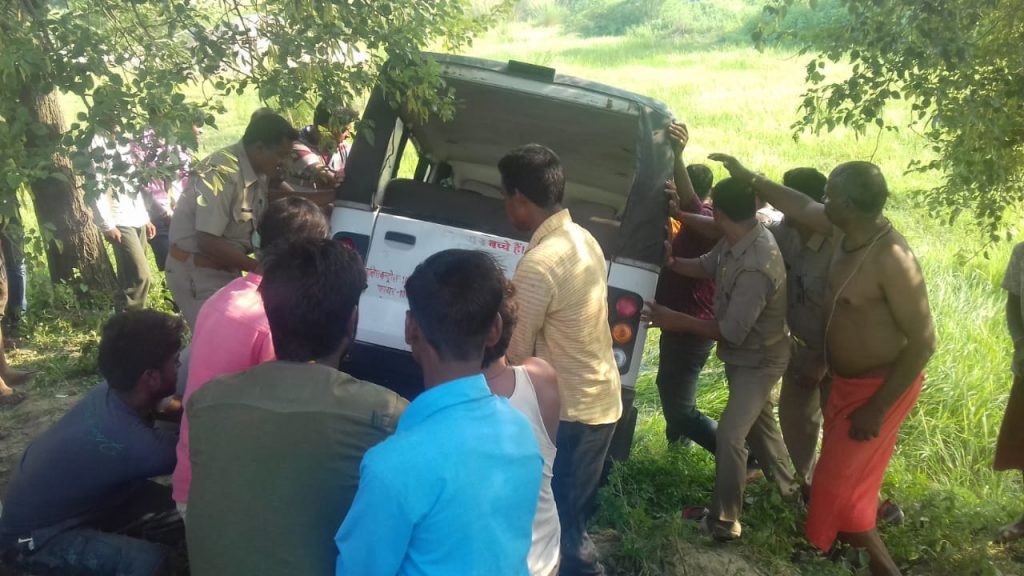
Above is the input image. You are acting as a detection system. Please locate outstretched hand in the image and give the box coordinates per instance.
[708,153,753,182]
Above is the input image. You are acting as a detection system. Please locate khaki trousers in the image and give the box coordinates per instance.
[710,363,798,538]
[165,255,238,330]
[778,340,830,484]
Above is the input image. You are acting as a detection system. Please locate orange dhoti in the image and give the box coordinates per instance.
[805,371,923,550]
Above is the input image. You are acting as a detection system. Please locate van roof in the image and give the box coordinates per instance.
[425,52,673,118]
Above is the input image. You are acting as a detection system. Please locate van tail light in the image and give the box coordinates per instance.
[608,288,642,374]
[333,232,369,261]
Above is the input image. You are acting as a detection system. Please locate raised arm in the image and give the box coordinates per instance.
[668,122,702,213]
[848,243,936,441]
[709,153,832,235]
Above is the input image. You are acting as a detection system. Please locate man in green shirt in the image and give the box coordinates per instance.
[184,239,408,576]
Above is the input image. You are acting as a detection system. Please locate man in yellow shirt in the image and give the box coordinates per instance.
[500,144,622,576]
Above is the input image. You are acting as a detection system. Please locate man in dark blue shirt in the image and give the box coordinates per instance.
[0,310,186,576]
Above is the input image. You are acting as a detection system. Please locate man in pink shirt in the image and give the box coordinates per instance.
[172,197,330,511]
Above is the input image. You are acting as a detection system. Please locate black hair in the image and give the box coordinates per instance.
[783,167,827,203]
[687,164,714,200]
[98,310,185,393]
[829,161,889,216]
[242,112,299,148]
[259,239,367,362]
[710,177,757,222]
[405,249,504,363]
[482,276,517,368]
[497,144,565,209]
[257,197,329,255]
[314,101,359,129]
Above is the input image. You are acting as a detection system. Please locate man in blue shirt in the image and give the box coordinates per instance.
[335,249,543,575]
[0,310,186,576]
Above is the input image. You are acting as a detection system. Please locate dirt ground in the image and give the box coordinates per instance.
[0,392,80,489]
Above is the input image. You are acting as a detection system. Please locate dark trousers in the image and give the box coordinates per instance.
[149,216,171,272]
[655,331,717,452]
[552,420,616,576]
[0,224,26,325]
[111,226,152,312]
[0,482,184,576]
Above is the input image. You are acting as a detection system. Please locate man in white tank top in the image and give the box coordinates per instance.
[483,277,562,576]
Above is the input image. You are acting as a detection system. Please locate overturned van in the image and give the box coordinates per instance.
[332,53,675,462]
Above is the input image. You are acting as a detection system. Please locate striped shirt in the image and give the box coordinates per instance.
[508,209,622,425]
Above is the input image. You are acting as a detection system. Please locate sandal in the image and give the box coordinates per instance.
[681,505,710,522]
[0,391,26,408]
[877,499,904,526]
[996,519,1024,544]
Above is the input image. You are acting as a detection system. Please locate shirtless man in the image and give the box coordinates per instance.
[710,154,935,576]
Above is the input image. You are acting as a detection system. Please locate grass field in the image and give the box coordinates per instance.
[2,17,1022,576]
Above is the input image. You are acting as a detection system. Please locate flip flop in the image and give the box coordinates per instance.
[0,391,26,407]
[996,520,1024,544]
[877,499,904,526]
[681,505,710,522]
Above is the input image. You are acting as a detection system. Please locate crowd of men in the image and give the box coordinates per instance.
[5,104,1009,576]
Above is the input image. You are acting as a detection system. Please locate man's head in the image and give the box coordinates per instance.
[783,167,827,203]
[482,275,518,369]
[260,239,367,363]
[257,197,329,257]
[498,144,565,231]
[710,177,757,225]
[405,250,504,368]
[313,101,359,144]
[824,161,889,226]
[98,310,186,402]
[687,164,715,201]
[242,111,299,178]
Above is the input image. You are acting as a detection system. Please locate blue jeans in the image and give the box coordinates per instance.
[552,420,616,576]
[0,482,182,576]
[655,331,717,453]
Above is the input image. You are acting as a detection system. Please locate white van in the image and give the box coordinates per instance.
[331,53,675,462]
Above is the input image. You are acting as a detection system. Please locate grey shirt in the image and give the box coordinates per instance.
[700,224,789,369]
[769,221,832,351]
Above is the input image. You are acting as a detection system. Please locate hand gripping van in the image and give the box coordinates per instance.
[331,53,674,464]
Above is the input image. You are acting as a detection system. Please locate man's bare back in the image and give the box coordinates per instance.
[826,226,926,378]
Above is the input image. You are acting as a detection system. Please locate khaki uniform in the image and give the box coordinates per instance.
[699,224,797,538]
[770,222,833,483]
[166,142,267,328]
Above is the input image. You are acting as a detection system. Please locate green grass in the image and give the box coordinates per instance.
[5,18,1023,576]
[461,24,1024,575]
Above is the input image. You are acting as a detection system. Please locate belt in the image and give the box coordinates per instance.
[169,244,228,271]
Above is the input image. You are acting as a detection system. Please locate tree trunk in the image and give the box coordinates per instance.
[23,88,115,290]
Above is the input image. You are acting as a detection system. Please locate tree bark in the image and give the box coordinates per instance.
[23,88,115,290]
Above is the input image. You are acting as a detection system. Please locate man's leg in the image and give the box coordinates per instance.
[746,381,798,497]
[655,331,716,452]
[709,364,784,539]
[0,244,30,405]
[778,354,823,483]
[840,529,901,576]
[112,226,152,312]
[553,420,616,576]
[164,257,235,330]
[8,527,170,576]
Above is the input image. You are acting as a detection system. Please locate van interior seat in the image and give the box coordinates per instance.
[381,178,528,241]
